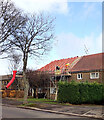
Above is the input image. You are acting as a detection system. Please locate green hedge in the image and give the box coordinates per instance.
[58,81,104,104]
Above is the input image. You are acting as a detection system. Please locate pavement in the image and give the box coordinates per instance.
[2,98,104,119]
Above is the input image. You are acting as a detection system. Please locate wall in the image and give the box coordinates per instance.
[69,71,103,83]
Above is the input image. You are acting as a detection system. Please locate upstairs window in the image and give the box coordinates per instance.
[90,72,99,79]
[77,73,82,80]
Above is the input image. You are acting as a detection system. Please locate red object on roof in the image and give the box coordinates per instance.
[39,56,79,73]
[71,53,104,72]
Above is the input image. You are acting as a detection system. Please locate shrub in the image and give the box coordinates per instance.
[1,90,24,98]
[1,90,7,98]
[16,91,24,98]
[10,90,16,98]
[58,81,104,104]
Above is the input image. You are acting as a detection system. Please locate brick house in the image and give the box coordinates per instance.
[70,53,104,83]
[39,56,81,99]
[0,74,23,90]
[39,52,104,99]
[39,53,104,83]
[0,75,11,90]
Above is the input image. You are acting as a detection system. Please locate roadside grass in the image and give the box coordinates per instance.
[7,97,103,108]
[17,98,59,107]
[17,98,54,102]
[18,101,71,108]
[8,97,72,106]
[19,103,46,108]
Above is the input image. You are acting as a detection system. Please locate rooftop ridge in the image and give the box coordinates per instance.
[83,52,104,57]
[51,56,78,62]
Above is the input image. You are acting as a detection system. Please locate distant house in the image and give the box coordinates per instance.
[38,52,104,99]
[0,74,23,90]
[0,75,11,90]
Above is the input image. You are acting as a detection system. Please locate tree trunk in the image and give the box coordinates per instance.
[23,70,29,104]
[36,88,38,99]
[23,53,29,104]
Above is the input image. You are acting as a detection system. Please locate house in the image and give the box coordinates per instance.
[1,53,103,99]
[38,52,104,99]
[39,52,104,83]
[0,75,11,90]
[0,74,23,90]
[70,53,104,83]
[39,56,82,99]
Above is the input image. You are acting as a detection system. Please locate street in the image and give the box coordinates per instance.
[2,106,100,120]
[2,106,79,118]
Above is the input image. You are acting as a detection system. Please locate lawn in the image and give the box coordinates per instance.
[17,98,54,102]
[15,98,58,104]
[8,97,72,106]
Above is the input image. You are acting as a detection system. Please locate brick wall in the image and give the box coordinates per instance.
[69,71,103,83]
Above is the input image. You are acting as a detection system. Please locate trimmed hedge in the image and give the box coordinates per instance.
[58,81,104,104]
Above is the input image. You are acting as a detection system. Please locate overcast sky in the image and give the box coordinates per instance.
[0,0,102,75]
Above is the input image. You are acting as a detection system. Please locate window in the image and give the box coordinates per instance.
[3,81,7,85]
[50,87,56,94]
[38,88,42,93]
[77,73,82,79]
[90,72,99,79]
[2,81,8,85]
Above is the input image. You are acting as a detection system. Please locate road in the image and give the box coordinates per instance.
[2,106,99,119]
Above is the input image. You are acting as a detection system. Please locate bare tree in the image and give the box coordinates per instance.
[8,51,22,71]
[0,0,55,104]
[12,13,55,103]
[26,69,50,98]
[0,0,26,56]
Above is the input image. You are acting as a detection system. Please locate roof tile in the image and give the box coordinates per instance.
[71,53,104,72]
[39,56,78,73]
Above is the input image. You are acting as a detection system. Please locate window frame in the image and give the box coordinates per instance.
[77,73,82,80]
[90,72,99,79]
[50,87,56,94]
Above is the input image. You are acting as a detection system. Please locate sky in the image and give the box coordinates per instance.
[0,0,103,75]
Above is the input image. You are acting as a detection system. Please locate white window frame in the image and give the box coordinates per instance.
[90,72,99,79]
[50,87,56,94]
[38,88,42,93]
[77,73,82,80]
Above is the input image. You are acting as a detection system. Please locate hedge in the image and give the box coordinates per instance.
[57,81,104,104]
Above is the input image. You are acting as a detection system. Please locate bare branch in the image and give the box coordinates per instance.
[0,1,55,103]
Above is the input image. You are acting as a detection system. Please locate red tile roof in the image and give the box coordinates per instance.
[39,56,79,73]
[39,53,104,73]
[71,53,104,72]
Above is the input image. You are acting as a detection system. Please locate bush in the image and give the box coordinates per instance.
[10,90,16,98]
[1,90,7,98]
[16,91,24,98]
[58,81,104,104]
[1,90,24,98]
[6,90,11,97]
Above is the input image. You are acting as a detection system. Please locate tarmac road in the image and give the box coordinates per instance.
[2,105,101,120]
